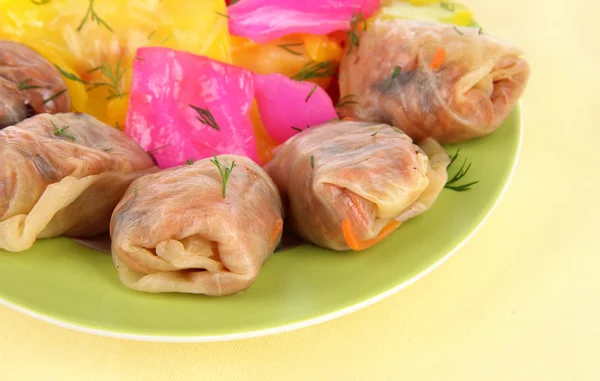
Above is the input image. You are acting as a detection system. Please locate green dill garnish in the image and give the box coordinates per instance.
[383,66,401,91]
[335,94,359,108]
[18,78,43,91]
[305,84,318,103]
[31,0,52,4]
[291,60,338,81]
[274,240,283,253]
[189,105,220,131]
[133,186,140,196]
[346,12,366,55]
[371,132,378,137]
[453,26,464,35]
[43,89,67,104]
[440,1,456,11]
[291,126,302,132]
[159,34,172,45]
[148,144,170,154]
[115,121,121,129]
[478,27,483,35]
[185,159,195,165]
[148,30,157,40]
[102,147,113,152]
[277,43,303,56]
[86,60,126,100]
[51,121,75,141]
[134,56,145,62]
[210,154,236,198]
[215,11,230,19]
[310,155,315,169]
[55,65,88,84]
[77,0,113,33]
[444,149,479,192]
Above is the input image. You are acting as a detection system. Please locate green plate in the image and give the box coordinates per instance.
[0,106,522,342]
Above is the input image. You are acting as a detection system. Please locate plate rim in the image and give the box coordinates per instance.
[0,104,524,342]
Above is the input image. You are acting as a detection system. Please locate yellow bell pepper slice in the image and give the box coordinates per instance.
[378,0,474,26]
[0,0,231,128]
[231,33,343,90]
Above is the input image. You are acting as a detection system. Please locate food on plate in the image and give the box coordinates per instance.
[377,0,474,26]
[0,0,231,128]
[265,120,449,251]
[338,19,530,144]
[227,0,380,44]
[127,47,336,168]
[231,33,344,90]
[110,155,284,296]
[0,113,156,252]
[0,40,71,129]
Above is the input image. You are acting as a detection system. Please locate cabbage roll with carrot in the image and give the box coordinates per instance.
[338,19,530,144]
[110,155,284,296]
[0,41,71,129]
[0,113,155,252]
[265,120,449,251]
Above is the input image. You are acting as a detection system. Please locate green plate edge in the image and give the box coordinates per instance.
[0,105,523,342]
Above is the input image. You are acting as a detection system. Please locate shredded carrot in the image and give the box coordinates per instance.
[269,219,284,247]
[429,48,446,70]
[341,219,402,251]
[342,116,355,121]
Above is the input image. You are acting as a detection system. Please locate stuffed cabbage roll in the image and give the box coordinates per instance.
[110,155,284,296]
[0,40,71,129]
[265,120,449,251]
[0,113,155,252]
[338,19,530,144]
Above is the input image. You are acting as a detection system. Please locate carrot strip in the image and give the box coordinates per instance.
[342,219,402,251]
[269,219,284,247]
[342,116,355,121]
[429,48,446,70]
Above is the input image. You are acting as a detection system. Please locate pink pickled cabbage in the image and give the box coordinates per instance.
[127,47,337,168]
[228,0,381,44]
[254,73,337,144]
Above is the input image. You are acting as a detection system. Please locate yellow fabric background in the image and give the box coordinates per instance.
[1,0,598,379]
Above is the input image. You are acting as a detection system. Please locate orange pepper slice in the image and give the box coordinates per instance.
[269,219,284,247]
[342,219,402,251]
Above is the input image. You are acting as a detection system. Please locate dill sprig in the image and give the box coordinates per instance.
[277,43,303,56]
[335,94,359,108]
[185,159,195,165]
[305,84,318,103]
[453,26,464,35]
[291,126,303,132]
[440,1,456,11]
[478,27,484,35]
[31,0,52,4]
[291,60,338,81]
[77,0,113,33]
[215,11,230,19]
[18,78,43,91]
[189,105,220,131]
[55,65,88,84]
[148,144,170,154]
[86,60,126,100]
[383,66,401,91]
[310,155,315,169]
[210,155,236,198]
[444,149,479,192]
[43,89,67,104]
[346,12,366,55]
[51,121,75,141]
